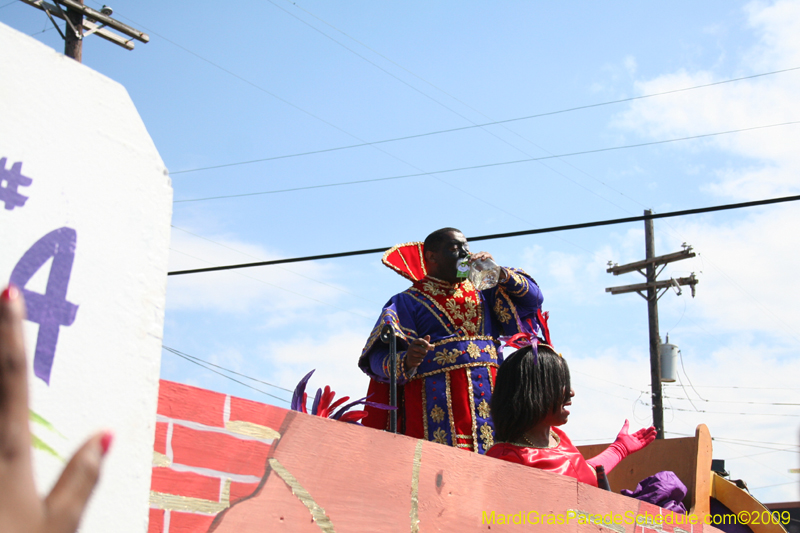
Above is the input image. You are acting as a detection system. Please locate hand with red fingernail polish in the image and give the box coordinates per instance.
[0,285,110,532]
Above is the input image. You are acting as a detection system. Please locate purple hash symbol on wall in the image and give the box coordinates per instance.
[0,157,33,211]
[10,227,79,385]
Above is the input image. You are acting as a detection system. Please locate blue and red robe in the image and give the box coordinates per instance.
[359,269,544,454]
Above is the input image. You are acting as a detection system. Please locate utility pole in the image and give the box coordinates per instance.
[606,209,699,439]
[63,0,82,61]
[644,212,663,439]
[19,0,150,61]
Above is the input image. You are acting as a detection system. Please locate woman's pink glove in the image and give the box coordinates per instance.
[586,420,657,473]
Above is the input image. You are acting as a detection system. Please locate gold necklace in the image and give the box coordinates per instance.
[521,430,559,449]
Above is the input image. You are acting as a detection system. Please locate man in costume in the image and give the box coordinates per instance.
[359,228,548,454]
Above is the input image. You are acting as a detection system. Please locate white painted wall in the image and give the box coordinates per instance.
[0,22,172,533]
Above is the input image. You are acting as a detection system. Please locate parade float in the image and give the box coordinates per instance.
[147,378,787,533]
[1,19,789,533]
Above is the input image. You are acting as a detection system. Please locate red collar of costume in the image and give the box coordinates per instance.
[382,242,427,282]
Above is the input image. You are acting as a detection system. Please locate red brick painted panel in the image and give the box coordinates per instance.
[229,396,287,431]
[169,511,216,533]
[158,380,226,428]
[171,425,271,477]
[151,468,221,501]
[148,508,164,533]
[153,421,169,455]
[229,481,260,503]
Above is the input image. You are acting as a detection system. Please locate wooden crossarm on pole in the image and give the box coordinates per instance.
[19,0,136,50]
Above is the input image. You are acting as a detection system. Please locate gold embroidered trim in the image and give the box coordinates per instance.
[381,350,409,382]
[410,361,500,381]
[456,443,472,449]
[466,342,481,359]
[445,372,456,447]
[480,422,494,450]
[504,268,532,297]
[410,440,423,533]
[484,344,498,360]
[429,335,495,347]
[360,309,414,358]
[433,348,461,365]
[465,369,478,453]
[421,384,429,440]
[406,292,453,334]
[269,458,336,532]
[455,434,473,439]
[430,405,445,423]
[412,280,482,336]
[477,399,491,419]
[494,297,512,323]
[488,367,496,393]
[425,292,462,333]
[422,279,446,296]
[432,428,448,444]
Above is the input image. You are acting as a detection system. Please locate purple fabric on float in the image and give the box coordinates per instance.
[621,471,688,514]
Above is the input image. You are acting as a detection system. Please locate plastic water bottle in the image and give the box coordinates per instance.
[469,257,501,290]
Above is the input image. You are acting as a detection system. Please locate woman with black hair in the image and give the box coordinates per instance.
[486,343,656,487]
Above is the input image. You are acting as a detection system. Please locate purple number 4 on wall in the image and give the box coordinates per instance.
[10,227,79,385]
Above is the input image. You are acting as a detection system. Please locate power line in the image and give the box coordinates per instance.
[265,0,642,219]
[663,384,800,391]
[170,66,800,176]
[171,224,381,306]
[173,119,800,203]
[93,0,586,234]
[571,369,646,393]
[163,345,294,393]
[168,247,373,319]
[714,436,800,448]
[665,406,800,417]
[168,193,800,276]
[666,432,800,452]
[80,2,464,195]
[664,396,800,406]
[163,346,290,403]
[750,480,798,490]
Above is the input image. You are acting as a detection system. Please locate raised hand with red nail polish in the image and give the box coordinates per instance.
[0,285,111,533]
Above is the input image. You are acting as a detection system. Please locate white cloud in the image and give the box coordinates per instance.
[614,0,800,201]
[664,205,800,341]
[258,327,373,407]
[165,227,354,316]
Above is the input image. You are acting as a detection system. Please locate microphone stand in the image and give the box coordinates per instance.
[379,324,397,434]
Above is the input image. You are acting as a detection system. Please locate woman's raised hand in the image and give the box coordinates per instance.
[613,419,657,454]
[0,285,111,533]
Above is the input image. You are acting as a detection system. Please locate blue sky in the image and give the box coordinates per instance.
[3,0,799,503]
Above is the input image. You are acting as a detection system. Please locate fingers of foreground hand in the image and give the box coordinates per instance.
[44,432,111,533]
[0,285,32,470]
